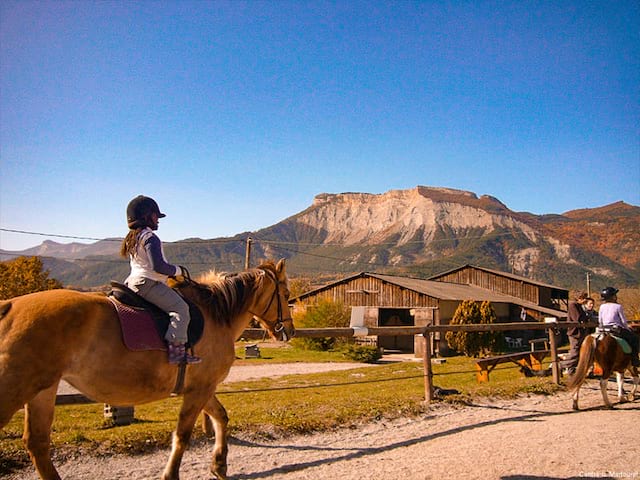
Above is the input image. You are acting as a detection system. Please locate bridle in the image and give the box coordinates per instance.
[249,268,294,341]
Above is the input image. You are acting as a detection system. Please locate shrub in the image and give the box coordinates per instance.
[445,300,502,357]
[340,344,383,363]
[291,300,350,351]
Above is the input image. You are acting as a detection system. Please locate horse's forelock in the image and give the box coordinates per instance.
[256,260,286,287]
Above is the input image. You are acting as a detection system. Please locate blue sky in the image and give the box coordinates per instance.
[1,0,638,251]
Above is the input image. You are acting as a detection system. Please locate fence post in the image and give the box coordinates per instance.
[546,320,560,384]
[422,327,433,404]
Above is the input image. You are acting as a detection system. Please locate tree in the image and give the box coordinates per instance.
[291,299,351,351]
[479,300,503,353]
[0,256,63,300]
[445,300,501,357]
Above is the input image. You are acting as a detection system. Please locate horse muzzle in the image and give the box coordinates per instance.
[275,318,295,342]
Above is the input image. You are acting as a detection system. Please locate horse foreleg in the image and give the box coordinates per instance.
[616,372,627,403]
[203,395,229,480]
[23,384,61,480]
[628,368,639,402]
[202,412,214,437]
[162,393,207,480]
[600,377,613,409]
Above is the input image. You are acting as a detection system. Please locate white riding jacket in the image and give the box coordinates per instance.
[125,228,179,285]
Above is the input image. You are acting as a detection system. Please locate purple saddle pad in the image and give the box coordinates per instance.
[109,297,166,351]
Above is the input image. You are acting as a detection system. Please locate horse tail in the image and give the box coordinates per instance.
[566,335,595,390]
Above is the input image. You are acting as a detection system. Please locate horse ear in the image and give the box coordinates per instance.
[276,258,286,274]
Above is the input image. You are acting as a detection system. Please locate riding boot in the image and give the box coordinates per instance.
[167,342,202,365]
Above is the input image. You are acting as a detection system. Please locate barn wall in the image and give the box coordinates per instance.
[295,276,439,309]
[433,267,540,304]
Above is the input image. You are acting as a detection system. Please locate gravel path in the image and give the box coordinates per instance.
[7,362,640,480]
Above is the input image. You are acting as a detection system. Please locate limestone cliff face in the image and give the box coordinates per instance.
[298,186,539,246]
[272,186,638,286]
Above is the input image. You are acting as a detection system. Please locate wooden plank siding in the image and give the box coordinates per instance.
[296,275,439,309]
[429,266,557,306]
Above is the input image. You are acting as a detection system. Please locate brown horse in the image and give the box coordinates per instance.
[0,259,295,480]
[566,332,639,410]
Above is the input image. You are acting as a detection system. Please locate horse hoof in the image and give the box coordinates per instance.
[211,466,227,480]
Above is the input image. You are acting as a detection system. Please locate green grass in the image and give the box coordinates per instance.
[233,342,358,364]
[0,349,561,474]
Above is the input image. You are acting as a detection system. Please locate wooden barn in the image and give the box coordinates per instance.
[291,264,569,355]
[428,264,569,312]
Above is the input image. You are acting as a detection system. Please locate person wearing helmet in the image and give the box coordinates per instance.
[598,287,639,367]
[120,195,201,365]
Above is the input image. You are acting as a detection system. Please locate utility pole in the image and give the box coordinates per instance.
[586,272,591,297]
[244,237,252,269]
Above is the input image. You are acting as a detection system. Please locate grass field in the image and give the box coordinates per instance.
[0,345,561,473]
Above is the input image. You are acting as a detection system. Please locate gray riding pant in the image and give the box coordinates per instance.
[126,278,191,344]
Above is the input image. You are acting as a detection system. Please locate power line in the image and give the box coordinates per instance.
[0,228,245,245]
[2,227,530,249]
[0,228,112,243]
[1,226,527,272]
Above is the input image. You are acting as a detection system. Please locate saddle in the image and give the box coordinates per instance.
[592,329,632,354]
[108,282,204,352]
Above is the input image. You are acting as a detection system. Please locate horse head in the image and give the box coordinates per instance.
[251,259,295,342]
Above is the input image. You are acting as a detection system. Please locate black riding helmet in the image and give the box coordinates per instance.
[126,195,166,229]
[600,286,619,301]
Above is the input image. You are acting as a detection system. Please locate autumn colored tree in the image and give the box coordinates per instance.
[445,300,501,357]
[289,277,314,299]
[0,256,63,300]
[479,300,503,353]
[618,288,640,321]
[291,299,351,351]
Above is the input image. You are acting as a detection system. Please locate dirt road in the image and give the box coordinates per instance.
[8,363,640,480]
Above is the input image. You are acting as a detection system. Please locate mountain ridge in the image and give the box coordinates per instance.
[1,186,638,289]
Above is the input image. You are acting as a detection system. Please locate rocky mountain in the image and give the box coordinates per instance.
[0,239,122,260]
[2,186,638,289]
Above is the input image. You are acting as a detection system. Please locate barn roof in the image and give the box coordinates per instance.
[293,271,567,318]
[428,264,566,292]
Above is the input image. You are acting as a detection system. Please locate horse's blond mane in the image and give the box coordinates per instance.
[196,270,227,286]
[180,265,273,326]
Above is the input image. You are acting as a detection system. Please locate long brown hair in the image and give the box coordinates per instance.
[120,228,143,258]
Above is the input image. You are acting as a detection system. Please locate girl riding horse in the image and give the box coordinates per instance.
[121,195,200,364]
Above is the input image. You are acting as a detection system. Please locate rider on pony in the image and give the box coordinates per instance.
[598,286,640,367]
[120,195,201,365]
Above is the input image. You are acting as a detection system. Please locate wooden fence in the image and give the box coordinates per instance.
[240,320,600,404]
[65,320,629,409]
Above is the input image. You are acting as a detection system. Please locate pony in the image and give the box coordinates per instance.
[566,331,639,410]
[0,259,295,480]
